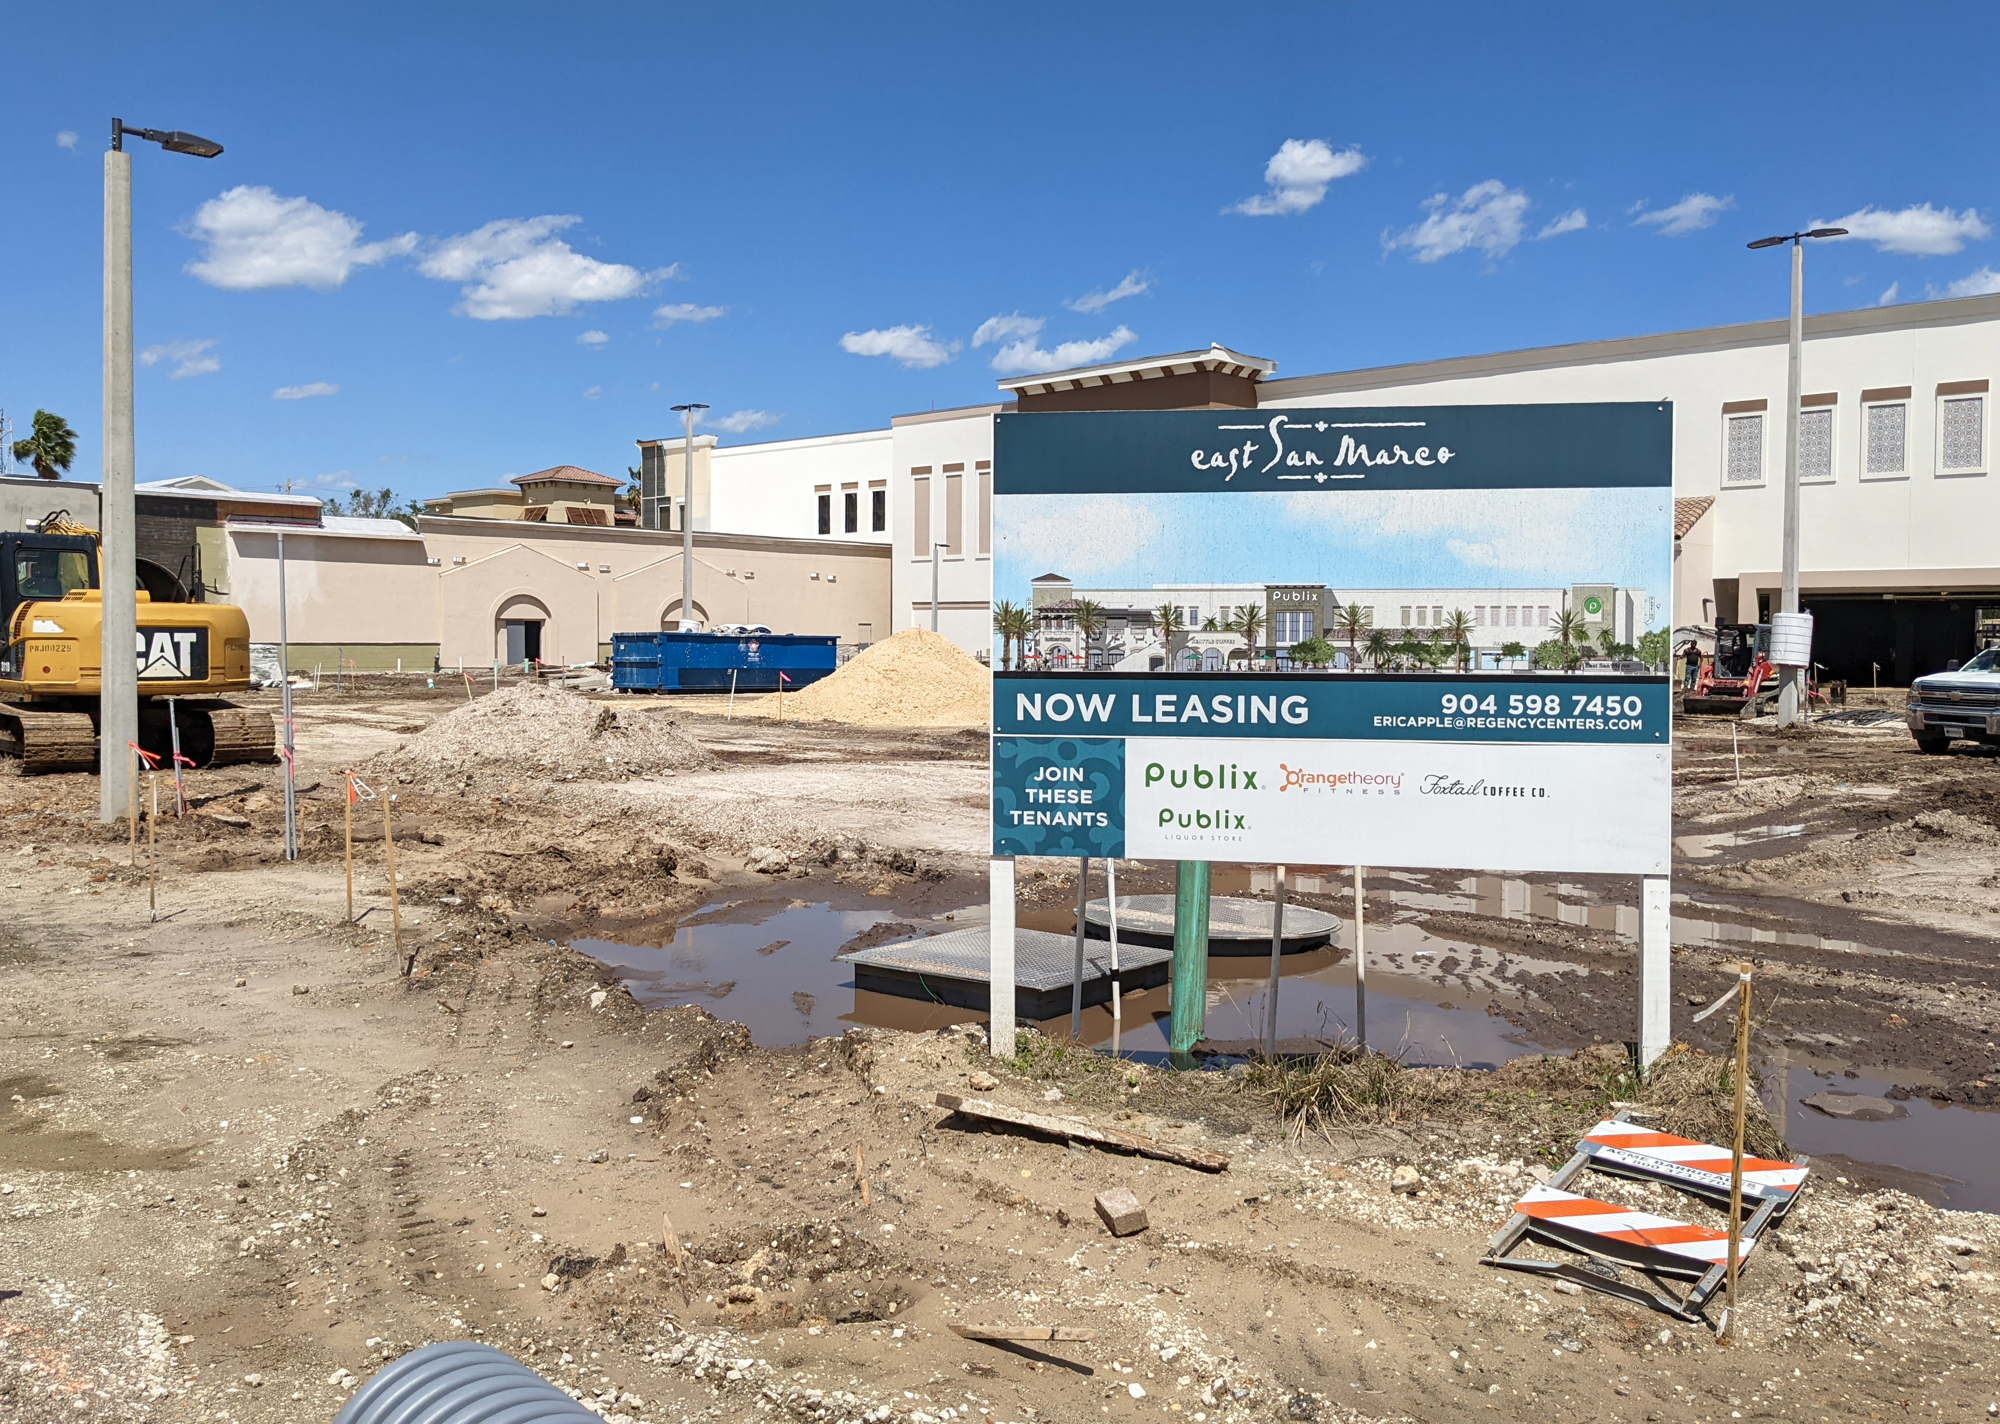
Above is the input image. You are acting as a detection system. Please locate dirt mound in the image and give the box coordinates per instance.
[752,626,989,727]
[385,682,714,782]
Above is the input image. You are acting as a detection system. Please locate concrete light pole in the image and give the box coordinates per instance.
[99,118,223,822]
[669,402,707,631]
[1748,225,1847,727]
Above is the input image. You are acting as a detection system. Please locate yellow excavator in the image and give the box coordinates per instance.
[0,511,275,772]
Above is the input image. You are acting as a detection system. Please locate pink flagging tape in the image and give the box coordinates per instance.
[1513,1184,1756,1267]
[1581,1119,1809,1199]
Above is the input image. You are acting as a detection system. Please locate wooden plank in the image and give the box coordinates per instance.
[934,1094,1230,1173]
[948,1324,1096,1342]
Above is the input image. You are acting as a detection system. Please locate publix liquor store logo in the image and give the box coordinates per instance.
[1143,758,1253,835]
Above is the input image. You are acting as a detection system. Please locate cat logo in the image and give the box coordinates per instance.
[136,627,208,681]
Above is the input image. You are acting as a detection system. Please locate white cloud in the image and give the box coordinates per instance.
[302,470,358,491]
[272,382,338,400]
[709,409,782,434]
[138,338,220,380]
[581,386,603,401]
[185,186,416,290]
[652,303,727,327]
[1879,281,1901,306]
[1282,487,1617,577]
[998,496,1163,577]
[1820,203,1991,256]
[1631,192,1733,236]
[1066,271,1151,315]
[988,325,1138,377]
[1229,139,1366,217]
[55,130,77,150]
[1385,180,1529,263]
[1535,208,1588,239]
[839,325,959,369]
[1943,266,2000,298]
[577,329,610,347]
[419,216,669,319]
[972,313,1045,347]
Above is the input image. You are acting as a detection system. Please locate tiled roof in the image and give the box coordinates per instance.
[1674,495,1715,539]
[511,465,621,487]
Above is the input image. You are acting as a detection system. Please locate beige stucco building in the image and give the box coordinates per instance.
[218,512,889,672]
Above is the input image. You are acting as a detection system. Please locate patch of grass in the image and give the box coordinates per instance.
[1243,1041,1785,1158]
[1007,1027,1114,1082]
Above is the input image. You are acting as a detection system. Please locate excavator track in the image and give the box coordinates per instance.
[0,700,275,773]
[190,700,278,766]
[0,703,99,773]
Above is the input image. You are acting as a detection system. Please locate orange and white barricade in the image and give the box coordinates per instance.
[1480,1112,1809,1327]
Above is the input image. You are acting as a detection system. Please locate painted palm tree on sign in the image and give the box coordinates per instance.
[991,599,1029,670]
[11,409,77,481]
[1228,603,1265,666]
[1364,627,1393,671]
[1441,608,1474,671]
[1556,608,1587,670]
[1070,598,1106,666]
[1153,602,1185,652]
[1334,602,1370,669]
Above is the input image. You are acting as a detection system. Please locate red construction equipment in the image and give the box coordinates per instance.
[1683,623,1827,717]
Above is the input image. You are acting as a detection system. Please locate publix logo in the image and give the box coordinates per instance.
[1143,759,1251,834]
[1583,596,1603,616]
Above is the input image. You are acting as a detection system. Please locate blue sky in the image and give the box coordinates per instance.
[5,3,1998,504]
[993,488,1673,610]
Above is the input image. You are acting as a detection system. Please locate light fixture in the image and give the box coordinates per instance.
[111,119,223,158]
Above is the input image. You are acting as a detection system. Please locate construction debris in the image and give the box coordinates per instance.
[1093,1187,1149,1236]
[384,681,713,784]
[948,1324,1097,1343]
[933,1093,1231,1172]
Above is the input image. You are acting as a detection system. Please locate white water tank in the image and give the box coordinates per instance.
[1769,611,1814,668]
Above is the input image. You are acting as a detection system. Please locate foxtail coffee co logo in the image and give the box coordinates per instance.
[1188,415,1459,483]
[1420,774,1549,799]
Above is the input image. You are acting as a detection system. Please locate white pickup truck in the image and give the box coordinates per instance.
[1905,647,2000,753]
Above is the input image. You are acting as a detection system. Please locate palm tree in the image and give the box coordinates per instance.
[1555,608,1587,670]
[12,410,77,481]
[1364,627,1393,671]
[1071,598,1106,665]
[1334,602,1370,669]
[1441,608,1473,671]
[1152,602,1185,654]
[1200,614,1219,631]
[1228,603,1265,662]
[991,599,1026,670]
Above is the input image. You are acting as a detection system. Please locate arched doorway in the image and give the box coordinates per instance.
[496,594,553,665]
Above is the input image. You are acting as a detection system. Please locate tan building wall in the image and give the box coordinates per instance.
[221,516,892,670]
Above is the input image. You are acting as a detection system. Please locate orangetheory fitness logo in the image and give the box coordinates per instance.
[1278,764,1404,795]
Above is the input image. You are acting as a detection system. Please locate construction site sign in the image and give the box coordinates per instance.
[990,403,1674,876]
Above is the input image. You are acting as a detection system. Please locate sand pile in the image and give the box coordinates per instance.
[753,626,990,727]
[386,682,714,782]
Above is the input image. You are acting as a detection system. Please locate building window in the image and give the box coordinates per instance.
[1863,391,1910,477]
[943,465,965,556]
[976,461,992,556]
[1400,606,1412,627]
[1475,607,1486,626]
[1537,606,1549,627]
[843,490,858,533]
[1433,605,1444,625]
[1724,412,1765,485]
[911,470,931,556]
[816,493,831,536]
[1275,610,1313,645]
[1799,403,1835,482]
[871,488,886,532]
[1940,390,1987,475]
[1504,606,1517,628]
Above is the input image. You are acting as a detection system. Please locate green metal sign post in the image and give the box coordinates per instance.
[1169,860,1212,1065]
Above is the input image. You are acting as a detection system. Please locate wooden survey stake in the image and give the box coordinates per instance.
[1723,960,1753,1341]
[382,792,403,958]
[343,773,355,923]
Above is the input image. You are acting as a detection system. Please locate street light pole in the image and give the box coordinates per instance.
[98,117,222,822]
[669,402,707,631]
[1749,226,1846,728]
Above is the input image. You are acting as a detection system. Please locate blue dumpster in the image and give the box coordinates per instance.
[611,630,838,692]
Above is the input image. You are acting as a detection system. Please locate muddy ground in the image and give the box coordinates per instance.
[2,680,1998,1423]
